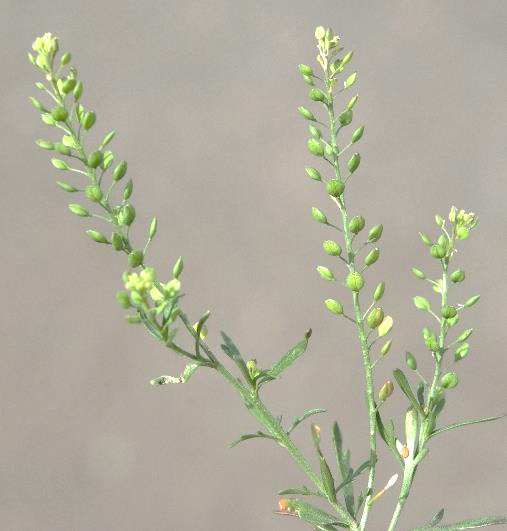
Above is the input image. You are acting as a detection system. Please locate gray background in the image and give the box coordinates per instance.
[1,1,506,529]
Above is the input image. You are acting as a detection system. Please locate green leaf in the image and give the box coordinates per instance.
[267,329,312,379]
[220,331,251,384]
[393,369,426,417]
[287,408,327,434]
[276,500,344,527]
[331,421,355,516]
[229,430,276,448]
[413,515,507,530]
[194,310,211,358]
[277,486,321,497]
[429,413,506,439]
[335,458,372,494]
[320,455,337,503]
[376,411,404,466]
[413,296,431,311]
[428,508,445,527]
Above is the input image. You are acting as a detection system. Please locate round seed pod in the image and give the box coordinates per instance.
[307,138,324,157]
[120,204,136,226]
[298,106,316,121]
[451,269,465,283]
[367,307,384,329]
[430,244,446,259]
[405,351,417,370]
[324,299,343,315]
[61,78,76,93]
[326,179,345,197]
[35,139,54,150]
[352,126,364,143]
[316,266,335,281]
[116,291,131,309]
[51,158,69,170]
[308,125,322,139]
[373,281,385,301]
[54,143,71,156]
[111,232,124,251]
[85,229,109,244]
[87,150,103,169]
[305,166,322,181]
[441,305,457,319]
[298,64,313,76]
[113,160,128,181]
[346,271,364,292]
[323,240,341,256]
[348,152,361,173]
[379,380,394,402]
[60,52,71,65]
[85,184,103,202]
[441,372,459,389]
[73,81,83,101]
[411,267,426,280]
[311,207,327,224]
[123,179,133,200]
[339,109,352,126]
[302,74,314,86]
[367,224,383,242]
[348,215,365,234]
[68,203,89,217]
[456,227,469,240]
[51,106,68,122]
[380,338,393,356]
[309,88,326,102]
[83,111,96,130]
[128,250,144,268]
[364,247,380,266]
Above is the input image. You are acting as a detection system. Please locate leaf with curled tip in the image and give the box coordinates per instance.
[413,515,507,530]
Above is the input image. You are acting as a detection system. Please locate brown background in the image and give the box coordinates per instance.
[1,1,506,529]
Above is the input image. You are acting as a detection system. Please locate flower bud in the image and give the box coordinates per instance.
[123,179,133,200]
[111,232,124,251]
[411,267,426,280]
[435,214,444,227]
[346,271,364,292]
[305,166,321,181]
[41,113,56,126]
[61,78,76,93]
[437,234,449,251]
[456,227,469,240]
[430,244,446,259]
[364,247,380,266]
[307,138,324,157]
[378,315,393,337]
[379,380,394,402]
[298,106,316,121]
[347,152,360,173]
[440,372,459,389]
[73,80,83,101]
[113,160,128,181]
[68,203,90,217]
[326,179,345,197]
[85,229,109,244]
[85,184,103,202]
[36,139,54,150]
[311,207,327,224]
[367,224,383,242]
[323,240,341,256]
[339,109,352,126]
[373,281,385,301]
[456,328,473,342]
[347,95,358,109]
[454,342,469,361]
[309,88,326,102]
[324,299,343,315]
[316,266,335,281]
[344,72,357,89]
[367,307,384,329]
[51,158,69,171]
[419,232,432,246]
[56,181,78,192]
[380,338,393,356]
[405,351,417,370]
[441,305,457,319]
[30,97,47,111]
[413,296,430,311]
[308,125,321,139]
[352,125,364,143]
[302,74,314,85]
[82,111,96,130]
[128,250,144,268]
[125,314,141,324]
[87,150,103,169]
[54,143,71,156]
[172,256,184,278]
[120,204,136,226]
[348,215,365,234]
[463,294,480,307]
[298,64,313,76]
[451,269,465,283]
[314,26,326,39]
[50,106,68,122]
[149,217,157,239]
[60,52,71,65]
[116,291,131,309]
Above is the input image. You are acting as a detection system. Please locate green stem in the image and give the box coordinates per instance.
[386,464,416,531]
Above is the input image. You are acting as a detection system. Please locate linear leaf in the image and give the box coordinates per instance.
[287,408,327,434]
[376,412,404,466]
[335,458,371,494]
[277,485,322,497]
[393,368,425,417]
[267,329,312,378]
[220,331,251,383]
[331,421,354,516]
[277,500,344,527]
[229,430,276,448]
[429,508,445,527]
[413,515,507,530]
[194,310,211,357]
[430,413,507,439]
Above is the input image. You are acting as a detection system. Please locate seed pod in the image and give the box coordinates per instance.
[30,97,47,111]
[302,74,314,86]
[451,269,465,283]
[87,150,103,169]
[435,214,444,227]
[41,113,56,126]
[36,139,54,150]
[82,111,96,130]
[456,328,473,342]
[85,229,109,244]
[378,315,393,337]
[324,299,343,315]
[325,144,334,157]
[367,307,384,329]
[73,80,83,100]
[373,281,385,301]
[56,181,78,192]
[68,203,90,217]
[60,52,71,65]
[430,244,446,259]
[339,109,352,126]
[346,271,364,292]
[364,247,380,267]
[464,294,480,307]
[413,296,430,311]
[441,305,457,319]
[51,106,68,122]
[405,351,417,370]
[172,256,184,278]
[454,342,469,362]
[128,250,144,268]
[85,185,103,202]
[120,204,136,226]
[116,291,131,309]
[379,380,394,402]
[344,72,357,89]
[347,95,358,109]
[298,64,313,76]
[323,240,341,256]
[380,338,393,356]
[111,232,124,251]
[308,125,321,139]
[54,143,71,156]
[51,158,69,171]
[411,267,426,280]
[61,78,76,93]
[419,232,432,246]
[123,179,133,200]
[316,266,335,281]
[149,217,157,239]
[367,224,383,242]
[309,88,326,102]
[307,138,324,157]
[347,152,361,173]
[298,106,316,121]
[352,125,364,143]
[440,372,459,389]
[326,179,345,197]
[125,314,141,324]
[305,166,321,181]
[311,207,327,224]
[348,215,365,234]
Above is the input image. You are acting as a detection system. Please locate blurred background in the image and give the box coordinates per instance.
[1,1,506,529]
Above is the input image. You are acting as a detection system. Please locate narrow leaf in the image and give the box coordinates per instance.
[220,331,251,383]
[320,455,337,503]
[229,431,276,448]
[335,458,371,494]
[287,408,326,434]
[429,508,445,527]
[194,310,211,358]
[430,413,506,439]
[413,515,507,530]
[279,500,344,526]
[393,368,425,417]
[277,486,321,497]
[331,422,354,515]
[268,329,312,379]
